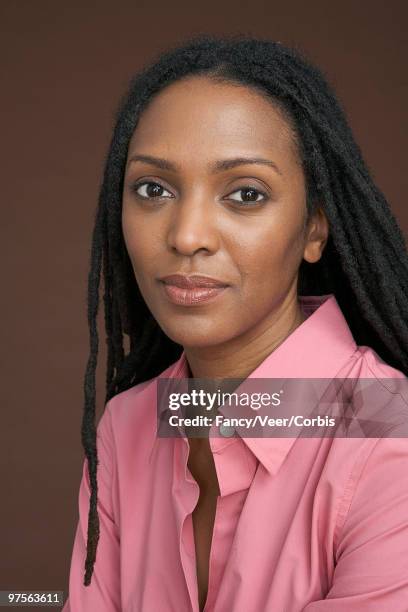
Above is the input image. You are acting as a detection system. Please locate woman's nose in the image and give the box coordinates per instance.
[166,196,220,256]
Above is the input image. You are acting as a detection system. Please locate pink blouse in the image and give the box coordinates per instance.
[62,294,408,611]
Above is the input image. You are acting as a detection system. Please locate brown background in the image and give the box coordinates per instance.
[1,0,407,608]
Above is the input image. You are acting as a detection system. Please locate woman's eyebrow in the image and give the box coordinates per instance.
[127,154,282,176]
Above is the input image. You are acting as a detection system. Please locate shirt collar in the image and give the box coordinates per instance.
[150,294,358,475]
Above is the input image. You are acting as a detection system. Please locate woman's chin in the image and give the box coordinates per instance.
[162,326,232,350]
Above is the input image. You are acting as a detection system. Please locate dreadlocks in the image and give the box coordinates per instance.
[80,33,408,586]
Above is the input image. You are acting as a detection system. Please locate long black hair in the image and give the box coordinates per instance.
[81,33,408,585]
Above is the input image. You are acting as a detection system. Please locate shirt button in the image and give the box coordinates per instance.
[219,422,236,437]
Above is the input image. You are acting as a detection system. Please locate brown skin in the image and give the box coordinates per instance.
[121,75,329,610]
[122,75,328,380]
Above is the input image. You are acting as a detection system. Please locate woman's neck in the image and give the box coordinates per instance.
[184,295,306,380]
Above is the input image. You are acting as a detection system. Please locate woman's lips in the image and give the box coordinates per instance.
[160,282,228,306]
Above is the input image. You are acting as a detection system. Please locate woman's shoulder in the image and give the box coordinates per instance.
[356,344,406,377]
[349,344,408,432]
[98,358,179,435]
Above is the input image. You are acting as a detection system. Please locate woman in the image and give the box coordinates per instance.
[62,34,408,611]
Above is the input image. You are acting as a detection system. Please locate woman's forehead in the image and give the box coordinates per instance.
[128,76,299,167]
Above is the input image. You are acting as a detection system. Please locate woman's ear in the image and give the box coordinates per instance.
[303,206,329,264]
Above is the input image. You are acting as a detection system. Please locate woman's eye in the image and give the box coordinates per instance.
[130,182,267,205]
[131,181,173,200]
[227,186,267,205]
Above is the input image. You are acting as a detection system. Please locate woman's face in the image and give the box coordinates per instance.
[122,76,328,349]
